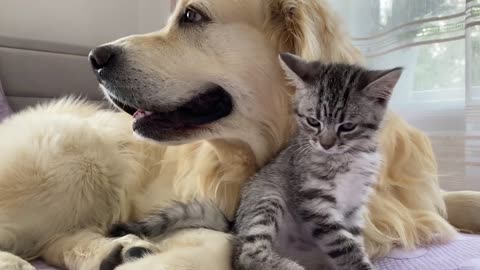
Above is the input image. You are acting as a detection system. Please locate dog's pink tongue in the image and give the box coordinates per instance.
[133,110,152,120]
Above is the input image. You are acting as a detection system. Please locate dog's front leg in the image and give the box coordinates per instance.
[40,229,158,270]
[0,251,35,270]
[114,228,234,270]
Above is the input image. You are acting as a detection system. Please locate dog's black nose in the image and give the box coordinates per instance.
[89,45,116,70]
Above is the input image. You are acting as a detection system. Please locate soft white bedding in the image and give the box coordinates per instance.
[31,233,480,270]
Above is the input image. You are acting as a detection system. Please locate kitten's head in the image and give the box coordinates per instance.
[279,53,402,154]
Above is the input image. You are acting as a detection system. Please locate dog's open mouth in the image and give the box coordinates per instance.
[108,86,233,137]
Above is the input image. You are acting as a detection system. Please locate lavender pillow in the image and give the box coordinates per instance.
[0,80,12,121]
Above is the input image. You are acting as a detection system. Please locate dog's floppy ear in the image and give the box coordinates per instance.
[267,0,364,64]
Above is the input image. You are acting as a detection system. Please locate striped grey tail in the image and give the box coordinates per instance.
[108,200,231,238]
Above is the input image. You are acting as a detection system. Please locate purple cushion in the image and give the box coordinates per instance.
[374,233,480,270]
[31,260,59,270]
[0,80,12,121]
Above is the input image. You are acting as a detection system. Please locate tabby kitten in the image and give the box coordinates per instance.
[232,53,402,270]
[107,54,402,270]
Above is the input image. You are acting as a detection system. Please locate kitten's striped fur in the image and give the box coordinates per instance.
[108,200,230,239]
[232,54,401,270]
[107,54,402,270]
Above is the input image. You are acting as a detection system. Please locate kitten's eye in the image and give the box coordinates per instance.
[306,117,321,128]
[181,8,204,24]
[338,122,357,133]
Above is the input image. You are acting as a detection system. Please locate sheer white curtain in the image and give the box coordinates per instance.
[330,0,480,191]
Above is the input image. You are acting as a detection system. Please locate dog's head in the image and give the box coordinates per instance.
[89,0,362,152]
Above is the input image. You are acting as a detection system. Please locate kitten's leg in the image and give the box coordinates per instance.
[108,200,230,238]
[301,208,373,270]
[323,231,373,270]
[233,195,304,270]
[344,207,368,247]
[317,225,372,270]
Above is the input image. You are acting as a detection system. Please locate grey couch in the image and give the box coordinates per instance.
[0,35,103,112]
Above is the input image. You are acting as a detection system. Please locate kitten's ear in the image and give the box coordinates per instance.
[279,53,315,89]
[363,67,403,102]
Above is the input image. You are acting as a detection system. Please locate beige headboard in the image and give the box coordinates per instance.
[0,0,172,112]
[0,36,102,111]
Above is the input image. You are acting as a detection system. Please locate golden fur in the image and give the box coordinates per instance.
[0,0,479,269]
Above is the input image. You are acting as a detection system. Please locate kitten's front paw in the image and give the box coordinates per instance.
[358,262,375,270]
[277,258,305,270]
[108,223,144,238]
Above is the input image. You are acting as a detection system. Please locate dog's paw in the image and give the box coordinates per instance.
[99,245,124,270]
[99,235,157,270]
[0,252,35,270]
[108,223,143,238]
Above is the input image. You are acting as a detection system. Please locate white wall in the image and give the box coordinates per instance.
[0,0,172,48]
[138,0,173,34]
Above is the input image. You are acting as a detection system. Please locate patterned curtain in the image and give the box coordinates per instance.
[330,0,480,191]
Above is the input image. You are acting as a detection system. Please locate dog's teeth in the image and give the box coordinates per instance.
[133,110,153,120]
[133,110,146,119]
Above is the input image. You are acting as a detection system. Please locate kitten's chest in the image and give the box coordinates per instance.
[334,168,373,213]
[321,153,379,213]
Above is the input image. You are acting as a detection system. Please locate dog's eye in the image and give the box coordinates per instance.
[182,8,204,24]
[338,122,357,133]
[306,117,321,128]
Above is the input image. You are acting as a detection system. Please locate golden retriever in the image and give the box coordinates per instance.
[1,0,479,269]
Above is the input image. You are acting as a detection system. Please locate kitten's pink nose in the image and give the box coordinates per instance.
[320,137,336,150]
[320,142,335,150]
